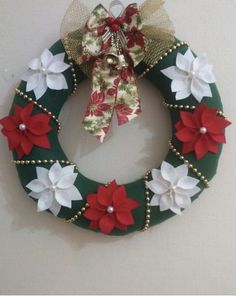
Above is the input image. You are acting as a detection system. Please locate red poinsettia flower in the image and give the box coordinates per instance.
[125,27,145,49]
[0,102,52,158]
[83,180,140,235]
[85,91,110,117]
[175,104,231,160]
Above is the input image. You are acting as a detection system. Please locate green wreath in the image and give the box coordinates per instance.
[0,0,231,236]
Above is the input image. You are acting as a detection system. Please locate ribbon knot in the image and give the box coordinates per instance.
[81,2,147,142]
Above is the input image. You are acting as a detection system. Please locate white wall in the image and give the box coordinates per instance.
[0,0,235,294]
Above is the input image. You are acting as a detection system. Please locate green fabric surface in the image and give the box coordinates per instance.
[10,39,224,236]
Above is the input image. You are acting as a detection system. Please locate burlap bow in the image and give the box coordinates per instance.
[78,3,146,142]
[61,0,175,142]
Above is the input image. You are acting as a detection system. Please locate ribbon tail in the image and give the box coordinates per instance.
[83,59,119,143]
[115,67,141,126]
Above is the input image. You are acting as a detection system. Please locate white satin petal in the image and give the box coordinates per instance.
[146,180,168,195]
[26,179,47,193]
[46,74,68,90]
[176,52,192,72]
[151,168,162,181]
[176,88,192,100]
[49,199,61,216]
[26,73,41,92]
[33,75,48,99]
[61,165,75,176]
[66,185,83,201]
[48,61,70,73]
[191,78,211,102]
[22,69,37,82]
[41,49,53,68]
[52,53,65,63]
[184,48,195,63]
[177,176,199,189]
[55,190,72,208]
[161,66,187,80]
[170,203,182,215]
[28,58,41,70]
[49,162,62,184]
[193,54,209,72]
[174,164,188,184]
[57,173,78,189]
[175,192,192,208]
[161,161,176,183]
[197,64,216,84]
[37,191,53,212]
[171,78,190,92]
[150,194,160,206]
[159,192,173,211]
[36,167,50,187]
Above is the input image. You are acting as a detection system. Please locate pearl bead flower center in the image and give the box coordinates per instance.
[19,123,27,131]
[107,206,114,214]
[50,185,57,192]
[200,127,207,134]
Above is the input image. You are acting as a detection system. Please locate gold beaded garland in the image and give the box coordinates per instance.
[141,171,152,231]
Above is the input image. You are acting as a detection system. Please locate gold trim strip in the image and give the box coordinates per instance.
[141,172,152,231]
[66,203,89,224]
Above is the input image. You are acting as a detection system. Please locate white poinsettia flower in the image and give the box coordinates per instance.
[26,163,83,216]
[22,49,70,100]
[161,48,216,102]
[146,161,201,215]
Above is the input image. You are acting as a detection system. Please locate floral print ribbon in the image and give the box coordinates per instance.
[81,3,147,142]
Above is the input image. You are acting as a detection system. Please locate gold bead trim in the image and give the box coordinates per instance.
[63,36,78,95]
[12,159,78,168]
[15,88,61,132]
[141,172,152,231]
[168,141,210,188]
[137,41,188,79]
[163,101,227,118]
[66,203,89,224]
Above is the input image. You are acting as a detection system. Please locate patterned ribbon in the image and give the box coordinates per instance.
[81,3,147,142]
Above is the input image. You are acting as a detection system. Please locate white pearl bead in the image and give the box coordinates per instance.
[50,185,57,192]
[200,127,207,134]
[19,123,26,131]
[107,206,114,214]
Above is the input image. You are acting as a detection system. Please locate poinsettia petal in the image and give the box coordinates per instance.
[36,167,50,187]
[28,114,51,135]
[124,198,140,211]
[176,88,192,100]
[176,52,193,72]
[55,190,72,208]
[49,199,61,216]
[99,214,115,234]
[115,221,128,231]
[177,176,199,189]
[151,168,162,181]
[159,192,173,211]
[170,202,182,215]
[46,74,68,90]
[16,147,24,159]
[210,133,226,144]
[174,164,188,183]
[197,64,216,83]
[37,191,53,212]
[161,66,187,80]
[171,78,190,92]
[0,116,17,131]
[33,76,48,99]
[112,186,127,208]
[84,208,105,221]
[26,73,41,92]
[116,211,134,225]
[175,193,192,208]
[20,103,34,123]
[180,111,199,128]
[27,133,50,149]
[161,161,176,183]
[2,129,21,149]
[150,194,160,206]
[146,180,167,195]
[65,185,82,201]
[57,173,78,189]
[97,182,117,206]
[207,117,231,134]
[195,135,209,159]
[48,61,70,73]
[176,127,198,142]
[26,179,47,193]
[89,220,99,229]
[28,58,41,70]
[49,162,62,184]
[41,49,53,68]
[183,48,195,63]
[20,135,33,155]
[182,142,195,155]
[191,78,212,102]
[61,165,75,176]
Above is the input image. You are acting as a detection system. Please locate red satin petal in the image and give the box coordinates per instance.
[27,133,51,149]
[97,181,118,206]
[16,146,24,159]
[84,208,104,221]
[14,105,24,119]
[3,129,21,149]
[20,103,34,123]
[116,211,135,226]
[176,127,198,142]
[125,198,140,211]
[115,221,128,231]
[201,108,218,126]
[175,120,185,131]
[207,117,231,134]
[20,135,33,155]
[194,104,208,118]
[194,135,209,160]
[182,142,195,155]
[0,116,17,131]
[89,221,99,229]
[207,137,219,154]
[99,214,115,235]
[180,111,199,128]
[28,114,52,135]
[112,186,127,208]
[209,133,226,144]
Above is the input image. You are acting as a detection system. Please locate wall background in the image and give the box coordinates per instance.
[0,0,236,294]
